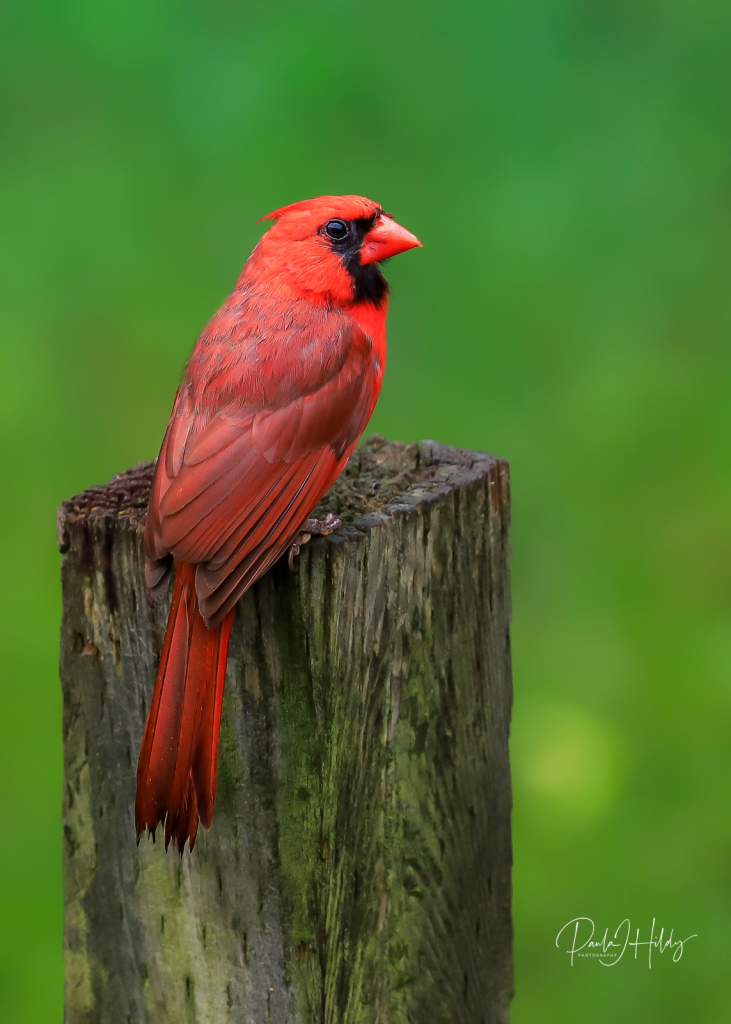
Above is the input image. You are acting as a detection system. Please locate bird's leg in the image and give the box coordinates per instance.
[288,513,343,569]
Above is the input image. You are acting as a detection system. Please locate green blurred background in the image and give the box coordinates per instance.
[1,0,730,1019]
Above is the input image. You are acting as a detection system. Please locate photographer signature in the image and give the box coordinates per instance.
[556,917,697,967]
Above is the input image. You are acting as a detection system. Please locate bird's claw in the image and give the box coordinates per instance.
[288,514,343,570]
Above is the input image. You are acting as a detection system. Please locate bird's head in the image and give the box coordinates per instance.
[241,195,422,308]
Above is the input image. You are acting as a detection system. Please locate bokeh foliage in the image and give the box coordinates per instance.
[1,0,730,1020]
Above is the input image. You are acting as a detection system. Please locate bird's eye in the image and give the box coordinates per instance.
[324,219,348,240]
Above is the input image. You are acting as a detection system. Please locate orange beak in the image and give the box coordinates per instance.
[359,216,423,265]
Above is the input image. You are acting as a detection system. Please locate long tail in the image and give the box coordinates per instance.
[136,561,234,853]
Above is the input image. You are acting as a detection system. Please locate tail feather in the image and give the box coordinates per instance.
[193,609,234,828]
[135,564,193,837]
[164,775,199,853]
[136,560,234,853]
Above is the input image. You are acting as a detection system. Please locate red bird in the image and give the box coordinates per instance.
[136,195,421,852]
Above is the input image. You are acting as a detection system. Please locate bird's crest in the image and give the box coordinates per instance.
[259,195,382,225]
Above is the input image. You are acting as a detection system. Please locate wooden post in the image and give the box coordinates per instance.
[58,436,513,1024]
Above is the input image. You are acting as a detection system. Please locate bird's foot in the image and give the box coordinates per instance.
[288,514,343,569]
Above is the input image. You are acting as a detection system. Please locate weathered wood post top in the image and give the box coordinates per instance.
[59,435,513,1024]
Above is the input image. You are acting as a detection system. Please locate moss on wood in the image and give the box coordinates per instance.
[59,436,513,1023]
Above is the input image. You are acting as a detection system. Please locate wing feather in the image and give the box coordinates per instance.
[145,316,379,627]
[197,452,337,623]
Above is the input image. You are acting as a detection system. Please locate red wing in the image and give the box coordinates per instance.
[145,323,378,626]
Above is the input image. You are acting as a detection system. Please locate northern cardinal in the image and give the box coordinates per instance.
[136,195,421,852]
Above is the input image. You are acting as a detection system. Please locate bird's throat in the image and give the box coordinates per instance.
[345,257,389,306]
